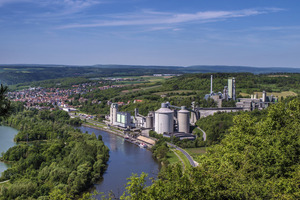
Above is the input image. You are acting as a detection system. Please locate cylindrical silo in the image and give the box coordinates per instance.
[178,106,190,133]
[154,103,174,134]
[146,115,153,129]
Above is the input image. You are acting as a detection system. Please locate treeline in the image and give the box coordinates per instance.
[0,109,109,199]
[3,109,82,142]
[120,98,300,199]
[0,65,179,85]
[196,109,267,146]
[163,73,300,95]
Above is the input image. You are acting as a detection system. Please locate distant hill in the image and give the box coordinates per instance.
[0,64,299,85]
[182,65,300,74]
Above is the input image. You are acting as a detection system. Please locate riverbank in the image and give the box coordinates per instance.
[82,123,155,148]
[77,126,160,198]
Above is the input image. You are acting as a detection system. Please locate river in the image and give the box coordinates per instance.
[79,126,160,198]
[0,125,160,198]
[0,126,18,174]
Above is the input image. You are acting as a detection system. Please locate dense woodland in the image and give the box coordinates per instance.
[195,109,268,146]
[0,109,109,199]
[121,98,300,199]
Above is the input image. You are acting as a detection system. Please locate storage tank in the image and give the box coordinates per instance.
[146,115,153,129]
[178,106,190,133]
[154,103,174,134]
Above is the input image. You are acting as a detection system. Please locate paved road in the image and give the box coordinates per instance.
[197,127,207,141]
[167,143,198,167]
[0,180,9,184]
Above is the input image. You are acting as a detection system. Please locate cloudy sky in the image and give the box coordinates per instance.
[0,0,299,67]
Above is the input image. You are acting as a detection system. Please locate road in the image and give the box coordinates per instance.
[167,143,198,167]
[0,180,9,184]
[197,127,207,141]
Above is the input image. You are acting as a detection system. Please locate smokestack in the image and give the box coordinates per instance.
[210,75,213,94]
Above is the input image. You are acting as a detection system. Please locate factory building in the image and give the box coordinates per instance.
[110,103,134,128]
[110,103,118,125]
[236,91,278,111]
[108,101,197,139]
[154,103,174,134]
[115,112,132,128]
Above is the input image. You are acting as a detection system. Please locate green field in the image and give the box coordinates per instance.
[185,147,207,163]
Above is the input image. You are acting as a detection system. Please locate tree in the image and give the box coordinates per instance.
[0,84,11,118]
[121,98,300,199]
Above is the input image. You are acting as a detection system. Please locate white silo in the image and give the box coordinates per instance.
[155,103,174,134]
[178,106,190,133]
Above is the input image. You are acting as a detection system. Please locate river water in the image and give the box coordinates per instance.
[79,126,160,198]
[0,126,18,174]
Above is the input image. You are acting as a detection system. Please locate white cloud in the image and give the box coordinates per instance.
[58,8,283,29]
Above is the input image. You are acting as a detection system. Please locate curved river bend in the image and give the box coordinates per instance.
[79,126,160,198]
[0,126,160,198]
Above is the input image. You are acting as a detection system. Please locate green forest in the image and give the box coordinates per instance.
[120,98,300,199]
[0,109,109,200]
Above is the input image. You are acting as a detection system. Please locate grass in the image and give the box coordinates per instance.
[167,150,180,165]
[185,147,207,163]
[185,147,207,156]
[174,149,191,169]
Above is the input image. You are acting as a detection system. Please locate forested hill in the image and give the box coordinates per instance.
[1,64,300,85]
[121,98,300,199]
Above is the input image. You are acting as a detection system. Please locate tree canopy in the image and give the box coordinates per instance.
[121,98,300,199]
[0,84,11,118]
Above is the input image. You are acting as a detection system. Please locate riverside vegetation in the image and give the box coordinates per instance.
[0,109,109,200]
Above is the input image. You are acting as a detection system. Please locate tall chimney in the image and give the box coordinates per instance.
[210,75,213,94]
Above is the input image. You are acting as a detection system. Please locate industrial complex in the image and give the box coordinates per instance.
[107,75,278,139]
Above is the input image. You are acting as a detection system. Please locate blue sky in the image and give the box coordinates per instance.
[0,0,300,67]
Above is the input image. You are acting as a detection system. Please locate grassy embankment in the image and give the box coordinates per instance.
[173,149,191,170]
